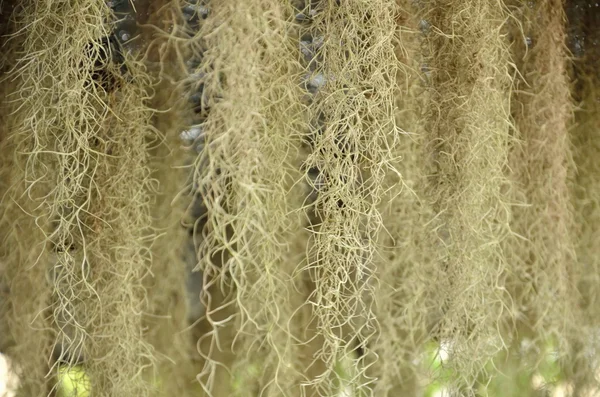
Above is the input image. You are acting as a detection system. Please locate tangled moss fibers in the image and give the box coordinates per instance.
[80,59,156,397]
[144,108,201,397]
[566,0,600,391]
[423,0,515,390]
[0,85,54,396]
[1,0,155,395]
[183,1,308,395]
[137,2,203,396]
[570,81,600,394]
[0,2,14,355]
[0,2,75,395]
[3,0,600,395]
[369,2,434,395]
[508,0,578,355]
[299,0,401,395]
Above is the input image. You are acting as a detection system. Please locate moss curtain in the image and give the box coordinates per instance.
[0,0,599,396]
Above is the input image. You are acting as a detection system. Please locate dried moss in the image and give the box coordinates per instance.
[565,0,600,391]
[298,0,402,395]
[369,1,435,395]
[138,2,203,395]
[183,0,309,395]
[506,0,579,376]
[423,0,515,391]
[1,0,600,396]
[1,0,155,395]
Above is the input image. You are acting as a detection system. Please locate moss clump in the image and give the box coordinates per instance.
[1,0,155,395]
[1,0,600,395]
[423,0,515,391]
[507,0,578,364]
[182,0,308,395]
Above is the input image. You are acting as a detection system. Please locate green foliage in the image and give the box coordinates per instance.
[57,366,90,397]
